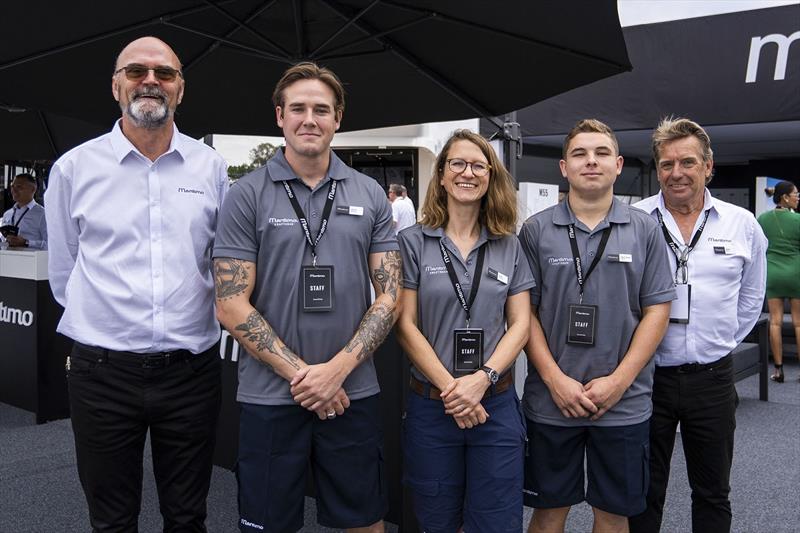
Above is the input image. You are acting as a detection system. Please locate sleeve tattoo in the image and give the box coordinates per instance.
[370,250,402,301]
[234,310,301,370]
[214,258,249,300]
[345,302,394,360]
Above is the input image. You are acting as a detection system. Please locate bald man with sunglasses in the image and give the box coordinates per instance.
[45,37,228,532]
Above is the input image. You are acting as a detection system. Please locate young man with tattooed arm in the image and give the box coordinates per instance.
[213,63,401,533]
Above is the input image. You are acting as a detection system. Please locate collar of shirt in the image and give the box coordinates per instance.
[14,199,37,210]
[107,120,186,164]
[421,223,501,249]
[552,196,630,230]
[639,189,721,245]
[266,148,351,186]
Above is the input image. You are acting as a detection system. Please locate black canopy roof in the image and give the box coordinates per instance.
[0,0,631,161]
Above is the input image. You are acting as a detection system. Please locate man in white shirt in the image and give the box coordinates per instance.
[0,173,47,249]
[44,36,228,532]
[628,118,767,533]
[388,183,416,233]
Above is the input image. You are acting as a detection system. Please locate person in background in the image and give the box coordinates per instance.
[388,182,416,233]
[756,180,800,383]
[396,129,533,532]
[1,173,47,249]
[629,117,767,533]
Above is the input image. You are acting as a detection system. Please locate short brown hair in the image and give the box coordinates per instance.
[420,130,518,236]
[562,119,619,159]
[272,62,345,118]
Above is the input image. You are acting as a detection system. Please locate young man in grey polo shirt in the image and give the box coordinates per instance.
[518,119,675,533]
[213,63,401,533]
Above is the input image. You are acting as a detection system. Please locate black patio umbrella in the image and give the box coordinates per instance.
[0,0,630,147]
[0,106,108,161]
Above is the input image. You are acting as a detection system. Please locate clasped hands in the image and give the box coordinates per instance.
[440,372,491,430]
[548,373,626,421]
[290,361,350,421]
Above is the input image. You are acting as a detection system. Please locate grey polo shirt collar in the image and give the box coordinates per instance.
[420,223,502,255]
[266,148,351,188]
[553,196,631,231]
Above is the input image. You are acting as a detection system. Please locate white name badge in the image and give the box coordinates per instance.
[669,284,691,324]
[488,267,509,285]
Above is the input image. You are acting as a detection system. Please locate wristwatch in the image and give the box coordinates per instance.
[480,365,499,384]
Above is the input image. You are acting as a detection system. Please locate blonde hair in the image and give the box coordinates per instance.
[420,130,517,236]
[652,117,714,184]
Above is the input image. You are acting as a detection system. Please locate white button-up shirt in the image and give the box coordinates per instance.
[2,199,48,250]
[635,190,767,366]
[45,121,228,354]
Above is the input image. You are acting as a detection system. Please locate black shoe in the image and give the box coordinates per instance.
[770,365,784,383]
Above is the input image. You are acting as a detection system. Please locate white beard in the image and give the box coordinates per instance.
[125,97,170,129]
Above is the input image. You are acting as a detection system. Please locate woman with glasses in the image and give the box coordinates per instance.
[395,129,533,532]
[757,180,800,382]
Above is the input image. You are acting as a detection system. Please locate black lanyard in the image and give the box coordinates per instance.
[11,206,29,227]
[439,240,486,328]
[655,209,710,282]
[567,224,611,303]
[282,179,337,266]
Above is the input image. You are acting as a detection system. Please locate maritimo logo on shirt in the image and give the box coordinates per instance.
[0,301,34,327]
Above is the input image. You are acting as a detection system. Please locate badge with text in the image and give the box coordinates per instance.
[713,245,732,255]
[453,328,484,375]
[669,284,691,324]
[301,265,334,312]
[566,304,598,345]
[607,253,632,263]
[336,205,364,216]
[487,267,509,284]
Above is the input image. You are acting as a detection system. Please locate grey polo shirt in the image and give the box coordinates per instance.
[213,149,398,405]
[518,198,675,427]
[398,224,535,381]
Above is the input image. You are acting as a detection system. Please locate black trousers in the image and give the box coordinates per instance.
[68,341,221,533]
[629,354,738,533]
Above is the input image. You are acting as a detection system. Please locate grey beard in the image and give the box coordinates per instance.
[124,98,170,129]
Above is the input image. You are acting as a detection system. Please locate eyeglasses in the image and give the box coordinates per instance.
[114,64,183,82]
[446,158,491,177]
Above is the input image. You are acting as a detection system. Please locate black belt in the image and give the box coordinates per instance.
[410,372,514,401]
[656,353,731,375]
[73,341,214,369]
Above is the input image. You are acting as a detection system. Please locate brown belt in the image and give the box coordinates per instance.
[410,371,514,401]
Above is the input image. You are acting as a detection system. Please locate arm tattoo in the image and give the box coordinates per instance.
[214,258,249,300]
[371,251,402,302]
[234,310,301,370]
[345,302,394,360]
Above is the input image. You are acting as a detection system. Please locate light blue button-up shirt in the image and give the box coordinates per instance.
[45,121,228,354]
[2,199,47,250]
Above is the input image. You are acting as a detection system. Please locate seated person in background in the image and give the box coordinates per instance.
[1,173,47,250]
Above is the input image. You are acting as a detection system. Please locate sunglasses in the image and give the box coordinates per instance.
[114,64,183,82]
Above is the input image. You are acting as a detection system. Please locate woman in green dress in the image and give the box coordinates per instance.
[757,181,800,382]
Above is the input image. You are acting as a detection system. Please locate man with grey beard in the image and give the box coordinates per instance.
[45,36,228,532]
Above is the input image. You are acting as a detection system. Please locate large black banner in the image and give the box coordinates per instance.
[509,5,800,136]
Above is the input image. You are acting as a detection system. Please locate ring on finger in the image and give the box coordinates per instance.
[326,410,336,419]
